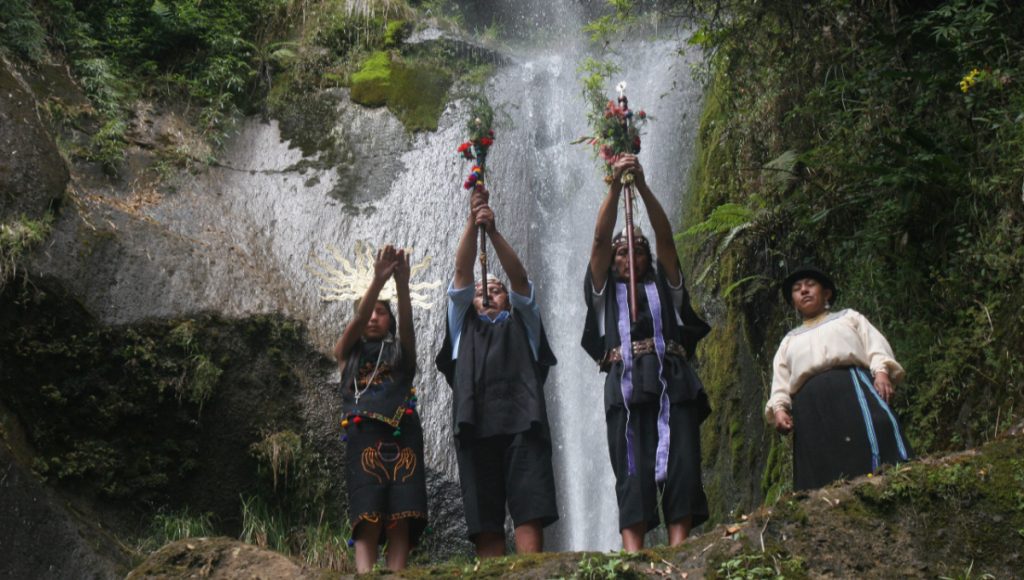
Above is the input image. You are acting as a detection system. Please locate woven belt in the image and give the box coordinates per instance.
[599,338,688,371]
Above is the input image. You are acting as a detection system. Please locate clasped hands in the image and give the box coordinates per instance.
[373,244,411,286]
[470,186,496,233]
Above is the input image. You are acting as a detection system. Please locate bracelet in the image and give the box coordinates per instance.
[871,369,889,378]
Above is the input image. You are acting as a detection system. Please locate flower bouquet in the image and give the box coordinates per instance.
[575,81,650,183]
[456,99,495,191]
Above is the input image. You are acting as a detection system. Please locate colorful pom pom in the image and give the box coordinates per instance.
[405,408,414,415]
[353,416,362,425]
[393,429,402,437]
[341,419,350,428]
[347,539,355,547]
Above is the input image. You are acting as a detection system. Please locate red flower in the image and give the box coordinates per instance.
[457,142,471,153]
[599,144,614,160]
[638,110,646,119]
[488,129,495,137]
[480,137,494,147]
[633,136,641,153]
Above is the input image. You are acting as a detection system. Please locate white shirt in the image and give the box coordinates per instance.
[765,309,904,423]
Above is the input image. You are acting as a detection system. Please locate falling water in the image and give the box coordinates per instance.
[482,13,704,550]
[49,0,703,556]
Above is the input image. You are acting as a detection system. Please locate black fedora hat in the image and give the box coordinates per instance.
[782,266,838,305]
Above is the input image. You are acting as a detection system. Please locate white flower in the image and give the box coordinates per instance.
[616,81,627,96]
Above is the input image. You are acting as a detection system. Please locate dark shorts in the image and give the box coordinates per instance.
[606,400,709,532]
[455,429,559,538]
[792,366,912,491]
[345,416,428,545]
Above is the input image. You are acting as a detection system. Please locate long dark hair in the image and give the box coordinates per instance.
[340,300,403,387]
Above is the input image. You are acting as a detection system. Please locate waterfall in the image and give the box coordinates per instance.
[63,1,703,555]
[484,30,704,552]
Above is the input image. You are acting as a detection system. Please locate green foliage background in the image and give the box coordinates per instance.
[677,0,1024,508]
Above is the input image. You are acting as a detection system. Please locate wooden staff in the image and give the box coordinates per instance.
[622,173,639,322]
[476,150,490,308]
[473,188,489,309]
[618,91,639,322]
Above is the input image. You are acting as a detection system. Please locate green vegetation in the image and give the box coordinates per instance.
[0,214,53,289]
[0,280,319,511]
[710,551,806,580]
[137,508,216,553]
[583,0,637,46]
[678,0,1024,504]
[241,429,349,570]
[0,0,47,62]
[348,50,451,131]
[1,0,492,173]
[574,551,646,579]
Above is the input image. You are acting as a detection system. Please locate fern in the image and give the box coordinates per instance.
[682,203,755,236]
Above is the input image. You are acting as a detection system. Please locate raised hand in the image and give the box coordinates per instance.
[612,154,647,189]
[393,248,411,287]
[374,245,399,284]
[474,203,495,234]
[470,186,490,212]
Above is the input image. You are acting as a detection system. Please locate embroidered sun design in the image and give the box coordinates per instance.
[308,240,440,308]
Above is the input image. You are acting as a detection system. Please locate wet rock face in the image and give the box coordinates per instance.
[0,60,68,219]
[0,446,129,580]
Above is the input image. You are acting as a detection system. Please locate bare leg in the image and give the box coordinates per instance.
[621,522,646,552]
[354,520,382,573]
[384,519,410,571]
[475,531,506,558]
[667,516,693,546]
[513,519,543,554]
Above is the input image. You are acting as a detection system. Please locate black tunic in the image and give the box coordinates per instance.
[582,263,712,531]
[581,264,711,414]
[436,310,557,440]
[340,341,427,543]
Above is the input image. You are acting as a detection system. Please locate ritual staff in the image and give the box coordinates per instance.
[436,189,559,557]
[334,245,426,573]
[582,154,711,551]
[766,266,912,491]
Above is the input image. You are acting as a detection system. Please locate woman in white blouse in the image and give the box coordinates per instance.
[766,267,911,491]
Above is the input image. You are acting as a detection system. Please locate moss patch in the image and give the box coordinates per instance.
[349,51,452,132]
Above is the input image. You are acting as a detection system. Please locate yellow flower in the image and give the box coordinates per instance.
[959,68,981,93]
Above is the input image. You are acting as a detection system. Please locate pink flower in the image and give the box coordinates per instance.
[599,144,614,160]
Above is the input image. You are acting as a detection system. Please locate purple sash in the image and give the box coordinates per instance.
[615,281,672,482]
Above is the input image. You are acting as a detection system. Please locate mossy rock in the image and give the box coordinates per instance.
[349,51,451,132]
[350,51,392,107]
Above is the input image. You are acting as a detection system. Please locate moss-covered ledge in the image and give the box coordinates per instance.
[348,50,452,132]
[125,428,1024,577]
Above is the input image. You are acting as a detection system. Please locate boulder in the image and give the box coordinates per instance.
[0,444,129,579]
[127,537,320,579]
[0,58,68,219]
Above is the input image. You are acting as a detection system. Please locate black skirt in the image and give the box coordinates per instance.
[345,415,428,545]
[792,366,912,491]
[606,399,709,532]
